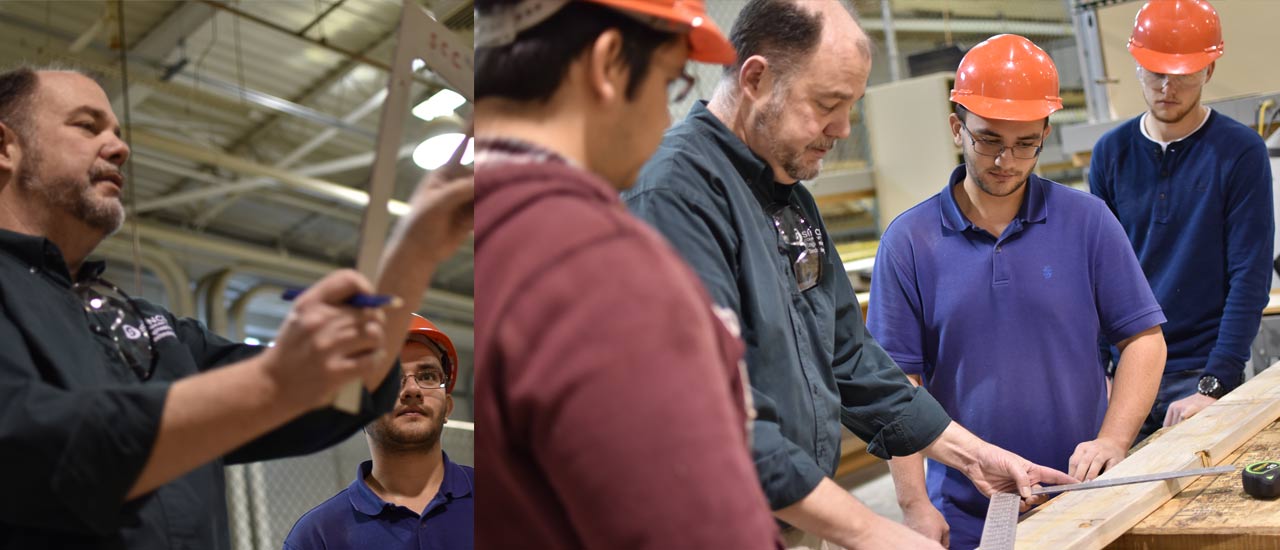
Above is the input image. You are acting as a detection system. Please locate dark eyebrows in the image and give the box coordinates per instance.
[970,126,1042,142]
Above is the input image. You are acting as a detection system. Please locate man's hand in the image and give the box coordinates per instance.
[1164,393,1216,427]
[393,131,475,269]
[962,442,1079,511]
[900,500,949,548]
[262,269,387,411]
[846,515,946,550]
[1068,437,1127,481]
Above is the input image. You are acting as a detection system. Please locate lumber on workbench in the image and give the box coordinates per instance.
[1108,419,1280,550]
[1012,362,1280,549]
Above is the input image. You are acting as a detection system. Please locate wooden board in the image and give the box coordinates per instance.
[1265,290,1280,316]
[1012,362,1280,549]
[1107,420,1280,550]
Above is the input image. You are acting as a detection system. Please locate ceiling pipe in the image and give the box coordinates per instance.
[203,268,236,335]
[229,283,287,342]
[860,18,1073,37]
[132,129,412,215]
[94,239,195,318]
[197,0,445,88]
[122,221,474,317]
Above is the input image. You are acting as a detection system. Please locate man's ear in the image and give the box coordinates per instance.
[948,112,963,147]
[443,394,454,422]
[585,28,629,105]
[738,55,773,105]
[0,122,21,179]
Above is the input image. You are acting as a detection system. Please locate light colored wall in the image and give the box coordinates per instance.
[1098,0,1280,120]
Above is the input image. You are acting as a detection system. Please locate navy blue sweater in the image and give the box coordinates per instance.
[1090,110,1274,391]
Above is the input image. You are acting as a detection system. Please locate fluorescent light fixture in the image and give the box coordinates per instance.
[244,337,261,346]
[412,89,466,121]
[411,58,426,72]
[413,133,474,170]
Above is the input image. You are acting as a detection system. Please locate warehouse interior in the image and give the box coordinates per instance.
[2,0,1279,548]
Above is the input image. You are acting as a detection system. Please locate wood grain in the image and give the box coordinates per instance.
[1010,363,1280,549]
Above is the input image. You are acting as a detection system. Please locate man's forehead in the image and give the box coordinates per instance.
[34,71,115,114]
[400,340,444,367]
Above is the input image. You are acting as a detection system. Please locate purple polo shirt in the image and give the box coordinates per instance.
[867,166,1164,544]
[283,453,474,550]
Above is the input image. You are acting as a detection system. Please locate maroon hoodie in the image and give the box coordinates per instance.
[474,157,782,549]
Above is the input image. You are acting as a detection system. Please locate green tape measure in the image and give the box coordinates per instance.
[1243,461,1280,499]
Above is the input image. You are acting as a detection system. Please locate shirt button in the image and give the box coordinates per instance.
[996,246,1002,252]
[1159,193,1166,199]
[28,267,36,274]
[1161,171,1169,177]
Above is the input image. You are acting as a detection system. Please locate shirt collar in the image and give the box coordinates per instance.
[938,165,1048,233]
[685,101,779,197]
[347,453,473,517]
[0,228,103,286]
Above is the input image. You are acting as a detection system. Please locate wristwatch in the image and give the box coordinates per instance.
[1197,375,1227,399]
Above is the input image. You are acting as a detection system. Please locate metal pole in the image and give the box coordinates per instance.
[1067,0,1114,122]
[881,0,902,82]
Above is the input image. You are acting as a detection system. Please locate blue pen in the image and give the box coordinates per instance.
[280,288,399,308]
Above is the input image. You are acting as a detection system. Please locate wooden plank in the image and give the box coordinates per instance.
[836,430,883,479]
[1107,420,1280,550]
[1264,289,1280,316]
[1012,362,1280,549]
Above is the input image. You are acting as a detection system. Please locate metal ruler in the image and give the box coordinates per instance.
[978,465,1236,549]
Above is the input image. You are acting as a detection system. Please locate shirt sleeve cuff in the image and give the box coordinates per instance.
[1204,353,1247,393]
[365,360,402,417]
[864,387,950,460]
[1104,307,1166,345]
[754,441,828,510]
[52,382,170,535]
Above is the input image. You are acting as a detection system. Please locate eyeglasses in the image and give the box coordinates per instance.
[767,203,825,292]
[401,369,448,391]
[73,276,158,381]
[960,122,1044,160]
[1137,67,1204,90]
[668,68,695,104]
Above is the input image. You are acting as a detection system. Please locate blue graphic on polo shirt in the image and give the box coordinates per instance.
[1043,266,1053,279]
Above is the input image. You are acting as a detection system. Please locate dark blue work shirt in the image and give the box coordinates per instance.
[868,167,1165,548]
[283,455,474,550]
[0,229,401,550]
[625,101,951,510]
[1090,110,1274,391]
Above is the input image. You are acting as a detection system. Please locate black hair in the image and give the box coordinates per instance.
[0,67,40,140]
[475,1,680,103]
[0,64,103,141]
[726,0,864,84]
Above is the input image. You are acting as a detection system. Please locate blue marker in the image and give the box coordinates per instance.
[281,288,399,308]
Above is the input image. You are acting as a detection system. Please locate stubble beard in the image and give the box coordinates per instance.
[17,142,125,235]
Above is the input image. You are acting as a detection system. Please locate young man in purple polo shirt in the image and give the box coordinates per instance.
[866,35,1168,550]
[284,315,473,550]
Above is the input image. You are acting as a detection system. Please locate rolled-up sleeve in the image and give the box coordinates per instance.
[0,312,169,535]
[168,315,401,463]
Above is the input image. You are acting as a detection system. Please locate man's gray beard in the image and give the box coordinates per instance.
[17,143,125,235]
[755,92,825,182]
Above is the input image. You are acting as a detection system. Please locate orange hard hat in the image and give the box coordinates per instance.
[1128,0,1223,75]
[406,313,459,394]
[587,0,735,64]
[950,34,1063,122]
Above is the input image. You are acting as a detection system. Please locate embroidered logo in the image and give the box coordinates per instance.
[1043,265,1053,280]
[145,315,178,342]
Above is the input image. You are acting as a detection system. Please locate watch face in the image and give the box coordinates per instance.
[1198,376,1221,396]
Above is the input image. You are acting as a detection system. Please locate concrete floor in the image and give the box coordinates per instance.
[842,461,905,522]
